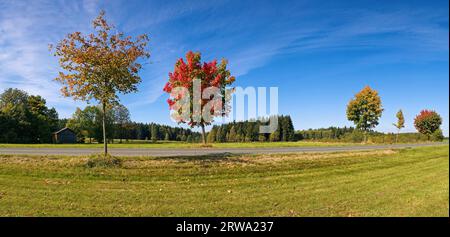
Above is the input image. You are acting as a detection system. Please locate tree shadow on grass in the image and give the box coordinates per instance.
[151,152,250,164]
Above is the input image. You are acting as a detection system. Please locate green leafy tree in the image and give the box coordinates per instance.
[66,108,87,142]
[51,11,149,155]
[245,123,256,142]
[215,127,223,142]
[67,105,115,143]
[150,124,159,142]
[258,133,267,142]
[219,125,228,142]
[228,126,237,142]
[113,104,130,143]
[0,111,16,142]
[0,88,29,109]
[0,88,29,142]
[269,128,280,142]
[280,115,295,141]
[0,88,58,143]
[186,135,193,143]
[346,86,383,142]
[27,95,59,143]
[431,129,444,141]
[207,127,217,143]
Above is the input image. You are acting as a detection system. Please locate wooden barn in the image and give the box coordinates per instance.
[53,127,77,144]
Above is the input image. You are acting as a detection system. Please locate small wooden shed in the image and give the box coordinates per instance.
[53,127,77,144]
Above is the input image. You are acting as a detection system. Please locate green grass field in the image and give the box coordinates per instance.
[0,145,448,216]
[0,140,439,149]
[0,141,353,149]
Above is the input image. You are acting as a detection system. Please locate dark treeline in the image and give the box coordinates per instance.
[297,127,356,140]
[207,115,296,142]
[148,123,202,143]
[297,127,444,143]
[0,88,201,144]
[74,121,202,144]
[1,88,444,144]
[66,104,202,143]
[104,122,201,143]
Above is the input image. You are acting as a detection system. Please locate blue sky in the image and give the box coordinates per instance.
[0,0,448,135]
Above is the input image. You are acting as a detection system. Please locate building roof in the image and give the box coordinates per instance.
[53,127,76,135]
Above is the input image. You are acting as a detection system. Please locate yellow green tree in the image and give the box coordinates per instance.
[51,11,149,155]
[346,86,383,142]
[393,109,405,143]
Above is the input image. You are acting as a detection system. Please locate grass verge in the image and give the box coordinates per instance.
[0,141,445,149]
[0,145,448,216]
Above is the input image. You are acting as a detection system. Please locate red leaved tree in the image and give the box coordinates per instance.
[163,51,235,144]
[414,110,442,139]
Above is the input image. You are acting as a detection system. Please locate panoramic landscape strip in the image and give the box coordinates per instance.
[0,0,448,227]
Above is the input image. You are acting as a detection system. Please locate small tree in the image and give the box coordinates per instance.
[207,127,217,143]
[216,127,223,142]
[346,86,383,143]
[66,107,93,143]
[228,126,237,142]
[51,11,149,155]
[113,104,130,143]
[414,110,442,140]
[163,51,235,144]
[150,124,158,142]
[67,105,115,143]
[393,109,405,143]
[269,128,280,142]
[164,133,170,141]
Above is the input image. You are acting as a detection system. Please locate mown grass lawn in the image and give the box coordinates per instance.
[2,140,445,149]
[0,141,359,149]
[0,146,448,217]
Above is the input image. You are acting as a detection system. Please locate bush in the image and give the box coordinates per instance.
[368,133,395,144]
[431,129,444,142]
[85,153,122,168]
[342,130,365,143]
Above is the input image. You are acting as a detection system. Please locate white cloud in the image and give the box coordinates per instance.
[83,0,99,15]
[0,0,99,117]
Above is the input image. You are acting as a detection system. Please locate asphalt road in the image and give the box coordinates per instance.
[0,143,447,157]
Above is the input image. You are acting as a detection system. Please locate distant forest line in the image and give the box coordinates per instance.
[0,88,444,144]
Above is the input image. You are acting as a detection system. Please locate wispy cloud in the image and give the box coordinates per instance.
[0,0,448,121]
[288,8,449,53]
[0,0,100,117]
[83,0,100,15]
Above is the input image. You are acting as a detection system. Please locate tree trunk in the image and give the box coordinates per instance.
[120,125,123,144]
[200,123,206,144]
[396,129,399,143]
[102,102,108,155]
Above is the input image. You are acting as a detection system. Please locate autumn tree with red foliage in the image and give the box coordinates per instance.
[163,51,235,144]
[414,110,442,139]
